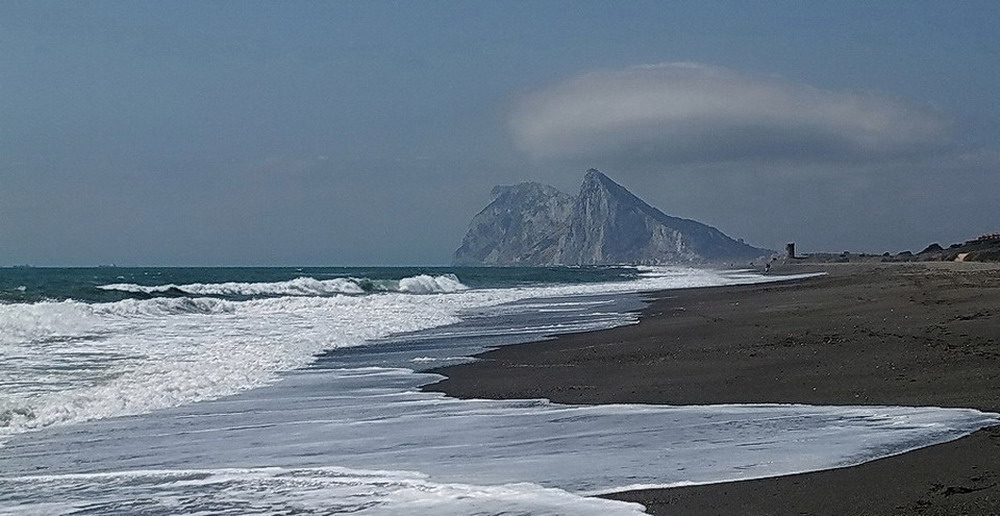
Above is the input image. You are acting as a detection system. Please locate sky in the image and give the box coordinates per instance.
[2,1,999,266]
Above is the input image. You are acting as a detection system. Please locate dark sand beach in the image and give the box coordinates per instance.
[425,262,1000,515]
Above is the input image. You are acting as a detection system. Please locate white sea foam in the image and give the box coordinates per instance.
[0,295,463,435]
[1,366,995,514]
[0,268,820,438]
[0,467,649,516]
[1,267,996,516]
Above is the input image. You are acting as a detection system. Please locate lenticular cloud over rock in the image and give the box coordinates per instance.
[510,62,952,164]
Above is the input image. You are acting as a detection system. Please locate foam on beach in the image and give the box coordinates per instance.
[6,266,987,515]
[0,267,814,437]
[0,467,650,516]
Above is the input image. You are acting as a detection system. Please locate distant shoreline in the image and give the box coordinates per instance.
[425,262,1000,515]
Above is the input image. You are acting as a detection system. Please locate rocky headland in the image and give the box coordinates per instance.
[454,169,772,266]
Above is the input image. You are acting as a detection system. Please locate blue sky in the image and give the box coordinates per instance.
[2,1,999,265]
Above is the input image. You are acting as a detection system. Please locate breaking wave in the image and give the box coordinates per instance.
[97,274,468,297]
[0,292,475,436]
[2,267,822,439]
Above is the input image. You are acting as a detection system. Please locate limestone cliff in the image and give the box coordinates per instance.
[453,182,574,265]
[454,170,771,265]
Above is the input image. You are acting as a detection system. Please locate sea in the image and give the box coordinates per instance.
[1,266,996,515]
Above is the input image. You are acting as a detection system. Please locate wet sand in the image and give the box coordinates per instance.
[425,262,1000,515]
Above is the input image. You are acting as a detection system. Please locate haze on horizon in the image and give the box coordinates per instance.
[2,1,998,266]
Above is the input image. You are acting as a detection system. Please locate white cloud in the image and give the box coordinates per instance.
[510,63,952,164]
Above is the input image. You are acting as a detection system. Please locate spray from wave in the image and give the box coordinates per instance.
[97,274,468,297]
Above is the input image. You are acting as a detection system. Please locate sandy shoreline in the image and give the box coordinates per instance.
[424,262,1000,515]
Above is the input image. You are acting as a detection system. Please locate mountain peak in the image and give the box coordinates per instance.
[455,170,772,265]
[583,168,611,185]
[582,167,630,189]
